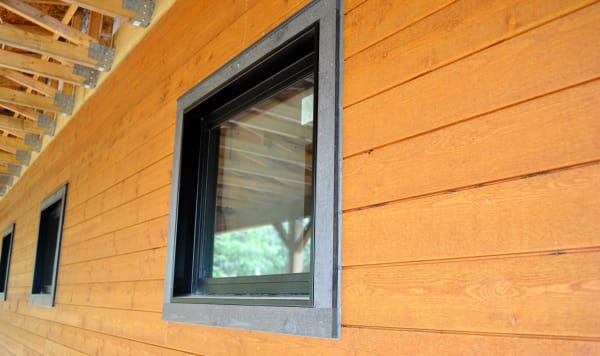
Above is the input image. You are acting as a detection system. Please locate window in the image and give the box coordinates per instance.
[30,184,67,307]
[164,0,341,338]
[0,224,15,301]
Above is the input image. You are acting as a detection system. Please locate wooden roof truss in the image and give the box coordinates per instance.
[0,0,156,196]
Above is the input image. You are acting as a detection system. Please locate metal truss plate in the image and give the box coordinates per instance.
[89,42,116,71]
[16,150,31,165]
[37,114,56,136]
[123,0,155,27]
[0,186,6,196]
[0,175,13,186]
[53,93,75,115]
[73,64,99,89]
[24,134,42,152]
[7,164,21,176]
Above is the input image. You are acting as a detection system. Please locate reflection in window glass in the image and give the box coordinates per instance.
[211,74,314,278]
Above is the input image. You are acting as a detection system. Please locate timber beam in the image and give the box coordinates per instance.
[0,134,39,151]
[0,87,73,114]
[0,102,40,121]
[61,0,155,27]
[0,151,20,165]
[0,0,97,46]
[0,68,58,97]
[0,164,21,176]
[0,24,114,71]
[0,114,47,136]
[0,49,98,88]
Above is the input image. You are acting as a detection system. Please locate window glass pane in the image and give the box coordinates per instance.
[0,233,11,293]
[32,201,61,294]
[211,74,314,278]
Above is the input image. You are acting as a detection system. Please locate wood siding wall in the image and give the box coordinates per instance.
[0,0,598,354]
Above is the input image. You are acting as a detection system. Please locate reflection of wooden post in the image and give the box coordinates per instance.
[274,218,312,273]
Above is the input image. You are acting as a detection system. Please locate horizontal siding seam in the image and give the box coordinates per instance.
[342,0,600,109]
[342,246,600,269]
[344,0,460,60]
[0,308,202,356]
[342,325,600,343]
[342,76,600,160]
[62,184,170,239]
[342,160,600,214]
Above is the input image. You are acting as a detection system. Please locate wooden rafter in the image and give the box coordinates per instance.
[59,0,138,20]
[0,165,18,176]
[0,113,45,135]
[0,49,87,86]
[0,24,98,67]
[0,0,97,46]
[0,134,34,151]
[0,68,58,96]
[0,103,39,120]
[0,151,20,165]
[0,87,62,113]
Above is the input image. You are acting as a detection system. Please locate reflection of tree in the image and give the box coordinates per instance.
[274,218,312,273]
[212,218,311,278]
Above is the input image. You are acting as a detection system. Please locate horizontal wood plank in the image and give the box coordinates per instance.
[61,215,168,265]
[344,0,455,58]
[62,186,169,250]
[343,0,596,106]
[56,280,164,312]
[343,163,600,266]
[343,80,600,210]
[65,155,172,229]
[58,247,166,285]
[342,251,600,337]
[343,3,600,156]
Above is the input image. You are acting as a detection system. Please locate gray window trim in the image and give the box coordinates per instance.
[30,184,68,308]
[163,0,342,338]
[0,223,15,301]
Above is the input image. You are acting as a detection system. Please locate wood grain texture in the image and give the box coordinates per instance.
[343,3,600,156]
[0,0,596,353]
[343,164,600,266]
[61,215,168,265]
[343,252,600,337]
[343,0,597,106]
[62,185,170,247]
[56,280,164,312]
[344,0,455,58]
[58,247,166,285]
[343,80,600,210]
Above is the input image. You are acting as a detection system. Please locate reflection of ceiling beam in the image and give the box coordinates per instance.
[220,173,305,196]
[222,136,308,167]
[235,111,312,140]
[0,87,63,113]
[0,0,97,46]
[0,68,58,96]
[222,154,309,185]
[60,0,139,20]
[0,49,88,86]
[0,24,98,68]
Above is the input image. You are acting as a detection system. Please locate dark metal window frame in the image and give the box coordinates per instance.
[173,28,317,307]
[30,184,68,307]
[163,0,341,338]
[0,223,15,301]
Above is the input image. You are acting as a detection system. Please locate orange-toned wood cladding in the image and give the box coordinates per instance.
[0,0,597,354]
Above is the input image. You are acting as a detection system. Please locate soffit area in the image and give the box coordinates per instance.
[0,0,173,197]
